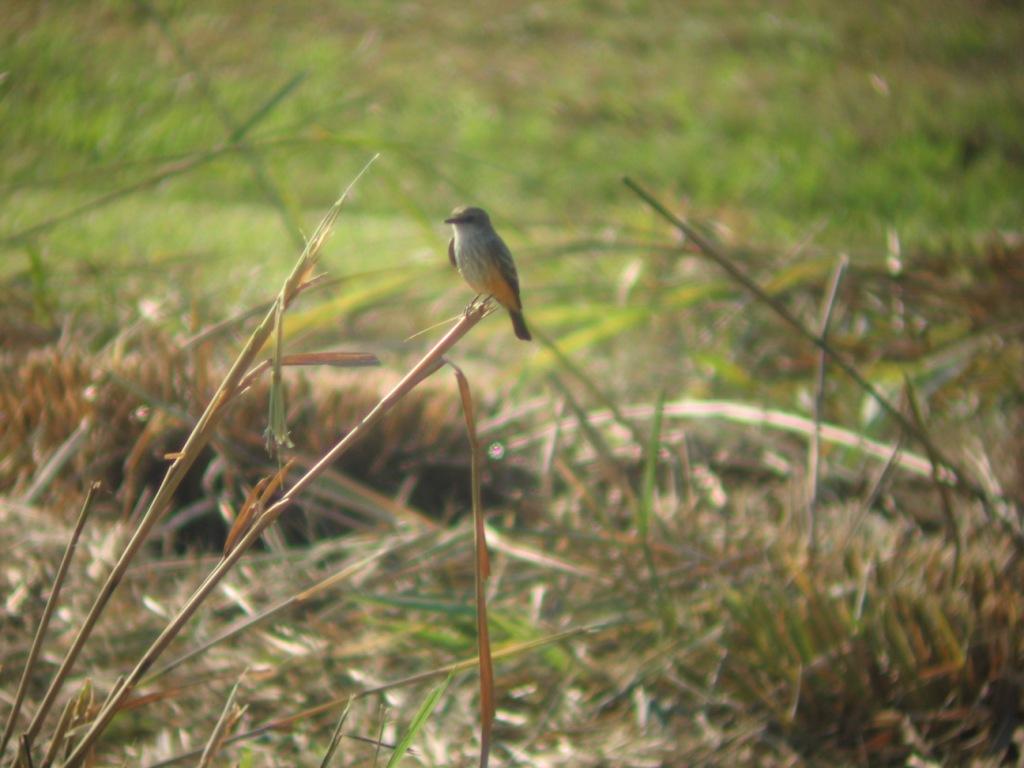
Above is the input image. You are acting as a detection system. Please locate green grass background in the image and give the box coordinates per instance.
[3,0,1022,321]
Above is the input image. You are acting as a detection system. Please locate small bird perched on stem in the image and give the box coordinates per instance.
[446,205,531,341]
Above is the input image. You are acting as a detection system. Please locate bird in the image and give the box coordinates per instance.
[445,205,531,341]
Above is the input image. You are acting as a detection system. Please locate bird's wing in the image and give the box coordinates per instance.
[495,238,523,305]
[448,238,457,268]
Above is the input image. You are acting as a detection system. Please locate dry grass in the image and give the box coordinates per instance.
[3,209,1023,766]
[4,2,1024,764]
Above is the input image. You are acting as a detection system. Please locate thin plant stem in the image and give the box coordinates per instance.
[534,327,647,448]
[904,376,962,584]
[450,362,495,768]
[19,419,92,505]
[61,304,489,766]
[318,697,354,768]
[23,167,364,749]
[622,176,995,513]
[197,676,245,768]
[807,255,847,559]
[0,483,100,759]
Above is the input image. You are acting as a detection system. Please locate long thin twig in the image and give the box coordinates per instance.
[534,328,647,448]
[18,419,92,505]
[144,537,414,682]
[807,255,848,558]
[842,434,905,551]
[514,398,939,479]
[197,676,246,768]
[547,374,638,518]
[61,304,490,766]
[904,376,962,584]
[622,177,995,514]
[0,483,100,759]
[318,697,354,768]
[23,166,364,750]
[450,362,495,768]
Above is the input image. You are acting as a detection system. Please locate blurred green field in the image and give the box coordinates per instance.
[3,1,1023,316]
[2,2,1024,766]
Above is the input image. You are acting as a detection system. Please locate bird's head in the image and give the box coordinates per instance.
[445,206,491,227]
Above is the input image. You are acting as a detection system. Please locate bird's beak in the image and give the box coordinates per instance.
[444,216,459,224]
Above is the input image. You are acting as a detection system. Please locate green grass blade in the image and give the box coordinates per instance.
[638,389,665,539]
[385,670,454,768]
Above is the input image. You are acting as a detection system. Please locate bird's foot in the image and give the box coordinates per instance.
[464,294,490,315]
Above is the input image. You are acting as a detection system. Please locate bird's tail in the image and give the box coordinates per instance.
[509,310,531,341]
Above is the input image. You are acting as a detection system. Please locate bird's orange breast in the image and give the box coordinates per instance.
[477,266,521,310]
